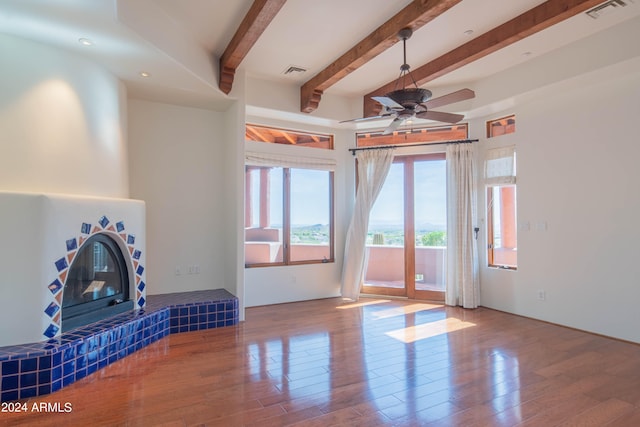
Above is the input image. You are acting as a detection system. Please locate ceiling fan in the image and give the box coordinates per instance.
[342,28,475,135]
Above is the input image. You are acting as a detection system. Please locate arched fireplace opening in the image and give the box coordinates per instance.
[62,233,134,332]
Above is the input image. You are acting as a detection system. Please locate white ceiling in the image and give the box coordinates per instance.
[1,0,639,113]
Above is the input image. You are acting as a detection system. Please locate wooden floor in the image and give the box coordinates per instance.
[3,297,640,426]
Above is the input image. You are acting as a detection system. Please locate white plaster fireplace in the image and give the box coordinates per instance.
[0,192,145,347]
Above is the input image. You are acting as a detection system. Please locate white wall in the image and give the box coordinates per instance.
[477,56,640,343]
[127,99,230,295]
[0,34,129,197]
[245,76,361,124]
[0,194,47,345]
[0,34,133,345]
[222,75,247,318]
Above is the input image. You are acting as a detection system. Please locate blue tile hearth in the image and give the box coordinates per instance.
[0,289,238,402]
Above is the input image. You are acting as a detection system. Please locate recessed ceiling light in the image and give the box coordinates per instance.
[78,38,93,46]
[463,30,474,36]
[139,71,151,78]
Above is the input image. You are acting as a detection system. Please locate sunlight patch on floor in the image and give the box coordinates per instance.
[372,303,444,319]
[336,299,390,309]
[385,318,476,343]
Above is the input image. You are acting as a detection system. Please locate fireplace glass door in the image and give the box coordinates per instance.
[62,234,129,321]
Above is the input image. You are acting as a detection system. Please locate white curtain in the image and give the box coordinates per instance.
[341,149,394,300]
[445,143,479,308]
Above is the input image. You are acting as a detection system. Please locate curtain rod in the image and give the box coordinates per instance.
[348,138,478,155]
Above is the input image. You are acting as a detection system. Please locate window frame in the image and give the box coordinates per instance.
[486,115,516,138]
[245,166,335,268]
[359,152,447,301]
[486,184,517,270]
[246,123,334,150]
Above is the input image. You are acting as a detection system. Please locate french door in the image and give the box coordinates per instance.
[361,153,446,301]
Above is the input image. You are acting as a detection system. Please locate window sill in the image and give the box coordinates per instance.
[487,265,517,271]
[245,258,335,269]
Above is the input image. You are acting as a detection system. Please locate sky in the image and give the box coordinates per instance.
[249,160,446,229]
[370,159,447,229]
[249,168,330,227]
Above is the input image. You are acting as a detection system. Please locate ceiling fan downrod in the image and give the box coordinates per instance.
[395,28,419,91]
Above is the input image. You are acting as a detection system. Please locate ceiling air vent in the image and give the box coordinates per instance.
[586,0,634,19]
[283,65,307,75]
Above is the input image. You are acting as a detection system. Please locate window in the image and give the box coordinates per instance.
[487,115,516,138]
[246,124,333,150]
[244,165,334,267]
[485,145,517,269]
[487,185,517,269]
[357,124,467,147]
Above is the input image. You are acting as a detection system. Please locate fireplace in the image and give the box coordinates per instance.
[1,192,237,403]
[61,233,134,331]
[0,192,146,347]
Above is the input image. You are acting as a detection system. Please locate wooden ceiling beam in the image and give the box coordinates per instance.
[300,0,462,113]
[219,0,287,94]
[364,0,605,116]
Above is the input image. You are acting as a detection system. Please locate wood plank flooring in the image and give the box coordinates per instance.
[3,297,640,426]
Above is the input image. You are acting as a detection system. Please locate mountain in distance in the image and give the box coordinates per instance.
[290,223,328,230]
[369,220,445,231]
[288,222,446,232]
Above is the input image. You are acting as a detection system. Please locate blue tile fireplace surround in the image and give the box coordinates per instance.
[0,289,238,402]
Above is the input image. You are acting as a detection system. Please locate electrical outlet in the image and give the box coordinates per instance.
[537,290,546,301]
[175,266,181,276]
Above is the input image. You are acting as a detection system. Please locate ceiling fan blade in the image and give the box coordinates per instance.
[339,113,394,123]
[423,88,475,110]
[415,110,464,123]
[382,117,405,135]
[372,96,404,110]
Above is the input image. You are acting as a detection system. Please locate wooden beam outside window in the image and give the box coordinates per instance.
[363,0,605,116]
[300,0,462,113]
[219,0,287,94]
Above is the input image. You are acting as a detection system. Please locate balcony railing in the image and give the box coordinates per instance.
[245,242,330,265]
[364,245,446,291]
